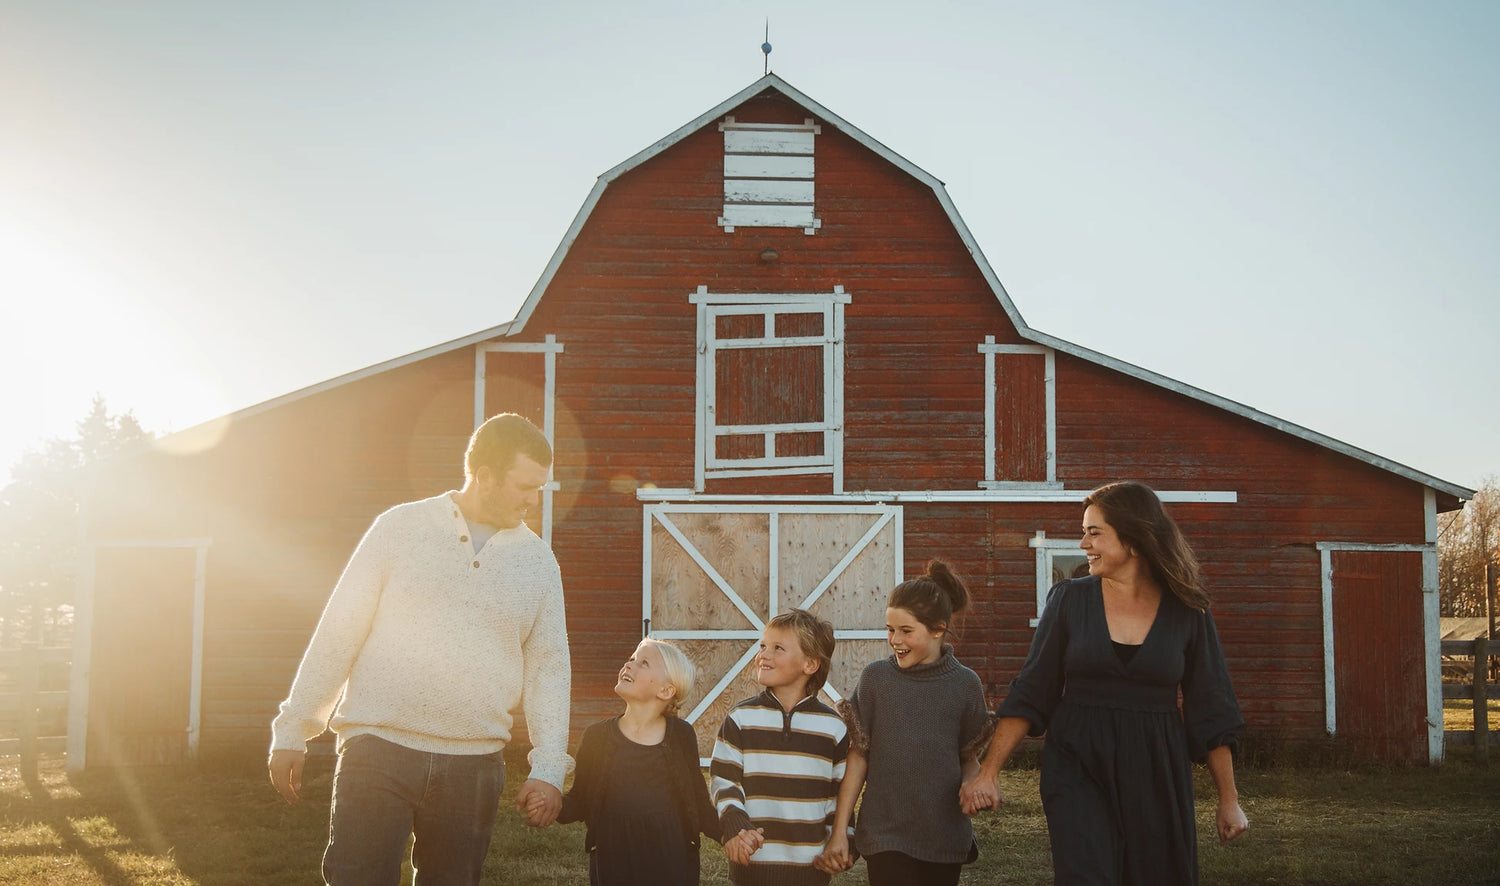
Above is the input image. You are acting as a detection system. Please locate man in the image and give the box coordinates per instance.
[268,413,571,885]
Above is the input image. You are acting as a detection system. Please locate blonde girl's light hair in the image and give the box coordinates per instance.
[641,638,695,717]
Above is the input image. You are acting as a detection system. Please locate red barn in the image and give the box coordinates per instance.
[70,75,1472,769]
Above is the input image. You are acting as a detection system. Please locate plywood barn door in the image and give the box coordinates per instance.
[645,505,899,757]
[88,546,197,766]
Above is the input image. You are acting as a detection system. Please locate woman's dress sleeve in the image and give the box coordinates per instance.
[996,579,1073,737]
[1181,608,1245,762]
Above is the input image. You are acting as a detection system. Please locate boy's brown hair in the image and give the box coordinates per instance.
[767,608,836,697]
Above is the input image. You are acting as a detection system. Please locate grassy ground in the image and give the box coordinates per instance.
[2,753,1498,885]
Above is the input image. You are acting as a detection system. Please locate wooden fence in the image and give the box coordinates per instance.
[0,643,71,779]
[1442,637,1498,763]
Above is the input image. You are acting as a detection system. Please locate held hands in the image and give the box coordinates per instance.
[1217,798,1249,844]
[515,779,563,827]
[959,773,1002,815]
[724,828,765,866]
[267,749,306,805]
[813,831,854,875]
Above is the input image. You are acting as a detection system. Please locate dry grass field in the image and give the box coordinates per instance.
[1,751,1498,885]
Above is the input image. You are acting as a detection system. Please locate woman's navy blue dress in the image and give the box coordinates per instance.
[998,576,1243,885]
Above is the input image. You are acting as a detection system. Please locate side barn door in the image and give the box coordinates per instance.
[1329,549,1427,763]
[644,504,900,758]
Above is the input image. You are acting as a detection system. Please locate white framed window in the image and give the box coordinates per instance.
[718,116,821,234]
[978,337,1058,488]
[691,286,848,490]
[1029,531,1087,627]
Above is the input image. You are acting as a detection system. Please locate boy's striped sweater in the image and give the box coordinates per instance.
[710,689,849,886]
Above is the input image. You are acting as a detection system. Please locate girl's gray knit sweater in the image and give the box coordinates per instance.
[847,646,989,864]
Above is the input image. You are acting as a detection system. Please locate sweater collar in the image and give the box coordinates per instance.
[887,644,960,680]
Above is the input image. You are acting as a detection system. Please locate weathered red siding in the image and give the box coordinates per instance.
[80,85,1443,766]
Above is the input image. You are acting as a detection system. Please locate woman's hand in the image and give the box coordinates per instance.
[1217,798,1249,844]
[959,773,1002,815]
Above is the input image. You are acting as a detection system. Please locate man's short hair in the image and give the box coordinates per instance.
[465,413,553,479]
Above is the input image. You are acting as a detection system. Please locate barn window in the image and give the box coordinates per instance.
[718,116,820,235]
[979,338,1058,487]
[1029,531,1087,627]
[691,286,848,489]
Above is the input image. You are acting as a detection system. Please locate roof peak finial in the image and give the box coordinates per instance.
[762,20,772,76]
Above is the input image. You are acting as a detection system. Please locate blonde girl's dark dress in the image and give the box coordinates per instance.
[997,576,1244,886]
[558,716,719,886]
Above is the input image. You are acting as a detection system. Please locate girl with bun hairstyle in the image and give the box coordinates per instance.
[818,560,991,886]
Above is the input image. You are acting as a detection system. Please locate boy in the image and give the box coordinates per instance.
[710,609,849,886]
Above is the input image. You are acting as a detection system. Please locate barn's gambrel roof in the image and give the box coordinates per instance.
[186,74,1474,504]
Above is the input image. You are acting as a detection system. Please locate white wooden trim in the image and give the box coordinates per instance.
[638,489,1239,504]
[720,116,822,134]
[1321,546,1336,735]
[642,503,901,515]
[983,337,995,484]
[641,507,653,633]
[976,343,1050,355]
[65,501,95,772]
[1044,350,1057,482]
[767,514,780,619]
[832,298,846,495]
[691,287,851,305]
[715,421,832,435]
[188,545,207,757]
[1316,540,1435,739]
[1313,542,1431,553]
[70,536,213,771]
[1423,488,1443,762]
[702,466,837,480]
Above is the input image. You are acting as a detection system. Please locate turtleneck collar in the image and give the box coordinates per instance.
[890,643,960,680]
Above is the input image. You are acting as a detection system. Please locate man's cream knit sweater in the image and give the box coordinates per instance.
[270,492,573,787]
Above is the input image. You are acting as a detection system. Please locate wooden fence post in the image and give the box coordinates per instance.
[1475,636,1490,765]
[17,642,40,783]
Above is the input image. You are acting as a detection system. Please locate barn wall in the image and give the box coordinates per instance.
[87,347,482,758]
[80,86,1439,765]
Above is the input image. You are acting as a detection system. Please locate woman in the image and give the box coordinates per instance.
[961,481,1248,885]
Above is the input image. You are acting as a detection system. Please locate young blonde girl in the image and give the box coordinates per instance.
[819,561,991,886]
[557,638,720,886]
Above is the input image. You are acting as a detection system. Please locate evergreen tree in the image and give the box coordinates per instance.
[0,397,152,646]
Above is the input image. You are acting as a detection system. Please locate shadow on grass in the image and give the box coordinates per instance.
[1,762,137,886]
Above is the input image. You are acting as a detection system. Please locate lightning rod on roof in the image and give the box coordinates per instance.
[762,20,772,75]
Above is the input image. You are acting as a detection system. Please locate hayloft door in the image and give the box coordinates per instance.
[86,543,206,766]
[1328,549,1427,763]
[643,504,900,758]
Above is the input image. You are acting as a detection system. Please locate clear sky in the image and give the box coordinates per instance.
[2,1,1496,491]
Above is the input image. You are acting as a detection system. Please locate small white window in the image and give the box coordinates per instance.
[1029,531,1087,627]
[719,117,820,235]
[691,286,848,489]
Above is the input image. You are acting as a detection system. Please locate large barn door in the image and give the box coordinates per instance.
[643,504,900,758]
[1328,549,1426,763]
[87,544,203,766]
